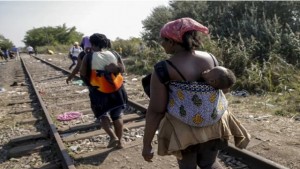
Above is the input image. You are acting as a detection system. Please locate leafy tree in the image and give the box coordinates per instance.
[112,37,143,57]
[169,1,208,24]
[205,1,300,37]
[139,1,300,92]
[23,24,83,49]
[278,25,300,66]
[141,6,172,47]
[0,34,13,50]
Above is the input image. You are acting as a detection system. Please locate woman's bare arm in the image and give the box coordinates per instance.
[66,56,83,84]
[142,70,168,161]
[79,54,87,77]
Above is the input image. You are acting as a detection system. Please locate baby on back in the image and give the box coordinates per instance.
[91,50,118,70]
[89,50,122,92]
[201,66,236,90]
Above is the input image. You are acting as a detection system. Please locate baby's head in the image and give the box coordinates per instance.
[202,66,236,89]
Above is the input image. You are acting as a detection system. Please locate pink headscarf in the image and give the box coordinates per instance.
[81,36,92,50]
[160,17,209,43]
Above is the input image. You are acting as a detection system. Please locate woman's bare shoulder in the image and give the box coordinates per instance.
[194,51,215,69]
[194,50,211,58]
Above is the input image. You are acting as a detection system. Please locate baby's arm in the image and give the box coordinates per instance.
[105,63,123,74]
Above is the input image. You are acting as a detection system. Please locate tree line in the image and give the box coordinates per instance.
[0,23,82,53]
[140,1,300,93]
[1,1,299,93]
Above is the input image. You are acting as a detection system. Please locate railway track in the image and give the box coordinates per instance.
[0,55,291,169]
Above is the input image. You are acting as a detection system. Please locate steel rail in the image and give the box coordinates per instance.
[20,56,76,169]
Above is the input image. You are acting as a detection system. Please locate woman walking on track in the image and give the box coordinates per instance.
[69,41,83,70]
[80,33,127,149]
[66,36,92,84]
[142,17,250,169]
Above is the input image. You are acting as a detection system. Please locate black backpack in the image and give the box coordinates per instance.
[141,60,170,98]
[80,52,93,86]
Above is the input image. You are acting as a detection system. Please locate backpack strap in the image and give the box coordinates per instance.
[208,53,219,67]
[142,59,187,97]
[110,50,121,59]
[165,60,186,81]
[110,50,123,65]
[155,54,218,84]
[80,52,93,86]
[109,50,125,73]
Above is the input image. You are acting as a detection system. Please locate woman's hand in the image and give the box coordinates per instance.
[66,74,74,84]
[142,144,154,162]
[66,77,71,84]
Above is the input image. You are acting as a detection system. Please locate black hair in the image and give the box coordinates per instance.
[181,30,202,51]
[89,33,111,49]
[219,68,236,89]
[107,39,112,48]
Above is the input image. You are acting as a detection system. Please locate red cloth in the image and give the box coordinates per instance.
[160,17,209,43]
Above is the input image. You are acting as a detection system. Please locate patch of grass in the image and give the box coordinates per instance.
[230,98,242,104]
[0,98,7,107]
[227,91,300,117]
[37,45,70,54]
[259,92,300,116]
[274,109,287,116]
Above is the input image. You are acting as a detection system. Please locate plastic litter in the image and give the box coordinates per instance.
[57,111,82,121]
[0,87,6,93]
[231,90,249,97]
[75,89,89,94]
[72,80,85,86]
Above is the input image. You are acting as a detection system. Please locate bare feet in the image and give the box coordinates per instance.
[116,140,124,149]
[107,139,118,148]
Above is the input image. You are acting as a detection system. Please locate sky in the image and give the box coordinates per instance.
[0,0,169,47]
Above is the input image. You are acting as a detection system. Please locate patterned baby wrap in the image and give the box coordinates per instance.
[167,81,228,127]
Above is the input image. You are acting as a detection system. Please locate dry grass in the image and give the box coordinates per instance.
[227,90,300,117]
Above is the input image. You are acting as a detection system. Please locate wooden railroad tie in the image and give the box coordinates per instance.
[8,140,52,158]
